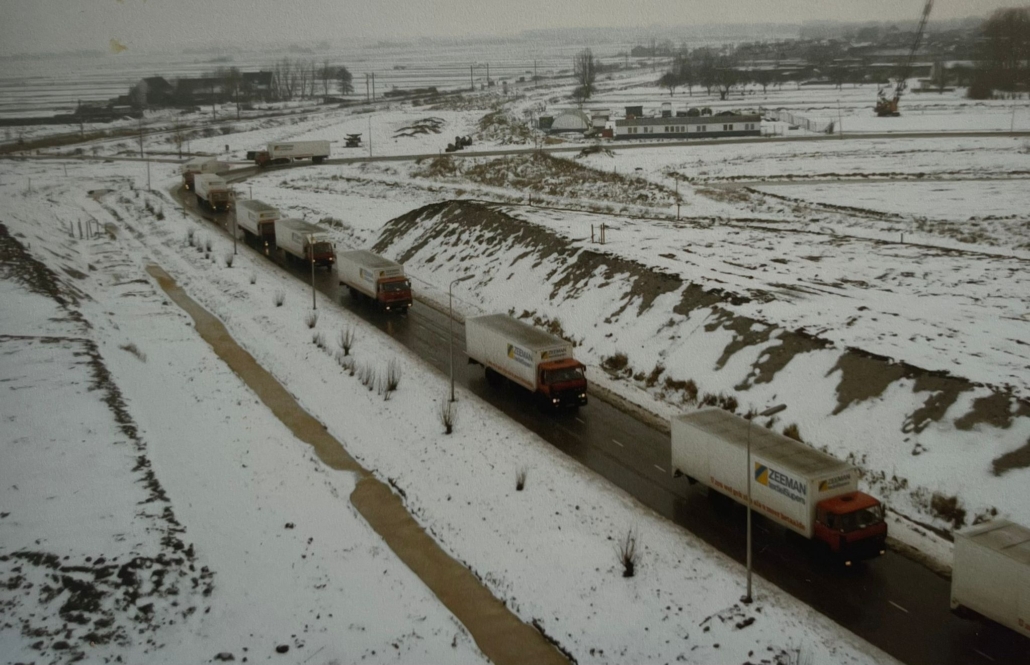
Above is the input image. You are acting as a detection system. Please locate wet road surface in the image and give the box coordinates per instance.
[192,191,1030,665]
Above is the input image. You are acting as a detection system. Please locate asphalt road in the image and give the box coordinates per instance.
[181,190,1030,665]
[5,128,1030,170]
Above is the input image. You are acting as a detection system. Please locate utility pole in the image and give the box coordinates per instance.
[309,238,316,310]
[138,116,144,158]
[486,63,489,85]
[371,72,375,101]
[365,74,370,102]
[146,158,151,191]
[470,64,474,91]
[533,60,537,88]
[368,116,372,158]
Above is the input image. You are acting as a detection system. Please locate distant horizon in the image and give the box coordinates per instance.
[0,13,992,59]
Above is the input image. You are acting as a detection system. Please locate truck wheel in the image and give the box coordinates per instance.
[348,287,358,299]
[313,157,325,164]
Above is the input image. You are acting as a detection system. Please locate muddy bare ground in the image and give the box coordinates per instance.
[145,264,570,665]
[375,201,1030,479]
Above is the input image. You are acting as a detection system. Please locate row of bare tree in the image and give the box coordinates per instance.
[268,58,351,100]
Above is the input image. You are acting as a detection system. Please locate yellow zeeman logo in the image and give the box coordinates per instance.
[755,464,769,486]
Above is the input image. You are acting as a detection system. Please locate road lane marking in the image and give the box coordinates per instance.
[575,417,585,424]
[654,465,666,473]
[612,439,624,447]
[888,600,909,614]
[973,649,995,662]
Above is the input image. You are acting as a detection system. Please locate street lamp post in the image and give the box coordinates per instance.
[448,274,475,402]
[309,236,316,311]
[744,403,787,605]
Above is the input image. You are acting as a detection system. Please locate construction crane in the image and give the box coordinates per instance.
[875,0,933,117]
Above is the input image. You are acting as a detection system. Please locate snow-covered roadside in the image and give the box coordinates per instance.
[0,158,900,663]
[0,189,488,663]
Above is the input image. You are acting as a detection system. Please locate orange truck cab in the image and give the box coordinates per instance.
[537,358,588,408]
[375,275,413,312]
[814,492,888,564]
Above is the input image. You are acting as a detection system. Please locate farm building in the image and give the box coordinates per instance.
[614,113,761,140]
[549,110,590,133]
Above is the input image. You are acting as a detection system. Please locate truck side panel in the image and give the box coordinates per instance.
[337,259,377,299]
[466,320,537,390]
[672,419,814,538]
[953,525,1030,637]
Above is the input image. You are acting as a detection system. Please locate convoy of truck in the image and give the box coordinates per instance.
[250,140,331,167]
[951,519,1030,638]
[273,218,335,268]
[193,173,232,212]
[465,314,588,409]
[179,153,1030,647]
[671,408,888,564]
[337,250,413,313]
[180,157,225,191]
[235,199,279,247]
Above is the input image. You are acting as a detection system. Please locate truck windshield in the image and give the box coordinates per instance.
[543,367,584,384]
[835,505,884,532]
[380,280,410,293]
[312,242,333,255]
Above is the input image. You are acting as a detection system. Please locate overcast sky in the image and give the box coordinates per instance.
[0,0,1012,56]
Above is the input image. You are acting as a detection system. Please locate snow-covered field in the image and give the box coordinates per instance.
[3,58,1029,664]
[0,153,900,661]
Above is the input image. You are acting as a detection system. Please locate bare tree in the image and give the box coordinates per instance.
[981,7,1030,90]
[696,49,717,95]
[171,118,186,159]
[716,65,739,100]
[297,60,309,99]
[753,69,772,94]
[573,48,597,100]
[658,72,678,96]
[319,59,336,98]
[337,66,354,95]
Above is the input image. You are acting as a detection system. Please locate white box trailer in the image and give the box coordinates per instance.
[465,314,587,409]
[235,199,279,245]
[254,140,330,166]
[194,173,231,212]
[180,157,225,190]
[273,218,335,268]
[951,519,1030,637]
[671,408,887,562]
[337,250,412,313]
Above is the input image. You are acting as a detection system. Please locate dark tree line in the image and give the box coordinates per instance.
[969,6,1030,97]
[269,58,353,101]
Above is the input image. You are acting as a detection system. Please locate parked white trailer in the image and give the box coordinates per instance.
[465,314,587,409]
[951,519,1030,637]
[235,199,279,245]
[180,157,225,191]
[273,218,335,268]
[194,173,231,212]
[337,250,412,313]
[253,140,330,167]
[671,408,887,562]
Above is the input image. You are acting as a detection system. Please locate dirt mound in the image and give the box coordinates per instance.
[411,152,676,208]
[375,200,1030,474]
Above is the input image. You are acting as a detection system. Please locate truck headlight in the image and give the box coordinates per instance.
[552,398,559,404]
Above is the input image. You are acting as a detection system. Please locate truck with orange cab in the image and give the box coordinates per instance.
[671,408,887,565]
[466,314,588,409]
